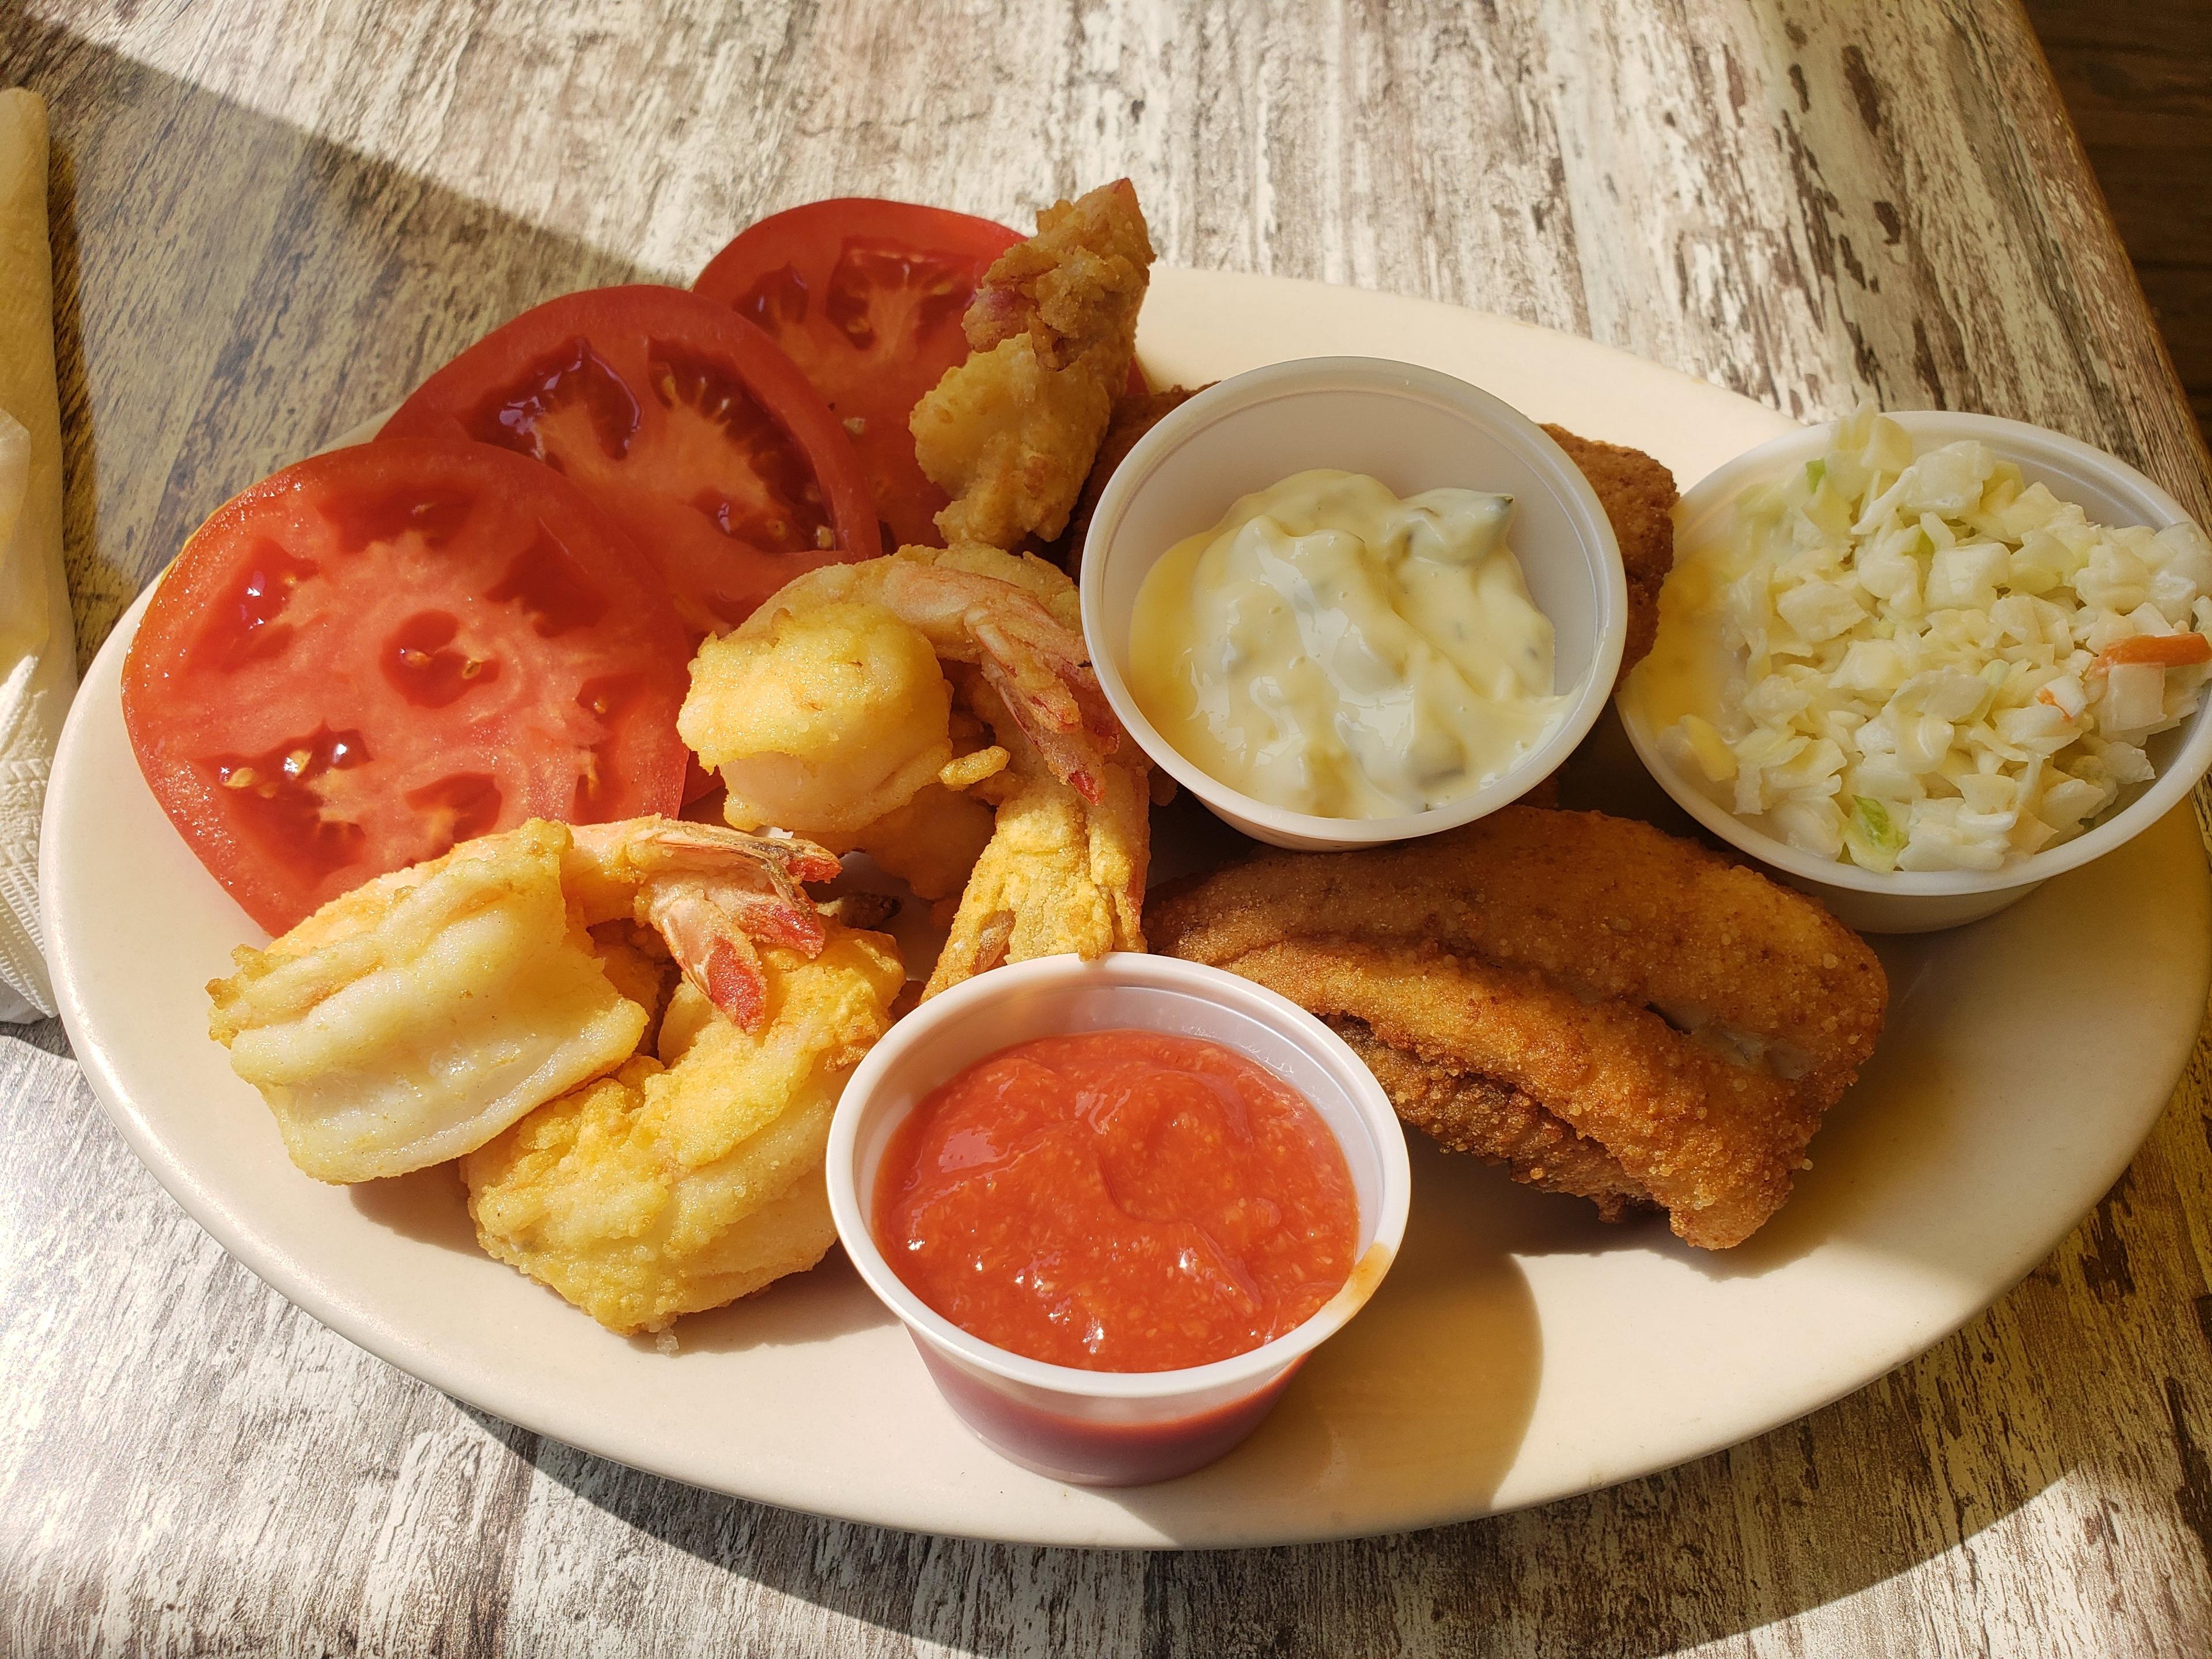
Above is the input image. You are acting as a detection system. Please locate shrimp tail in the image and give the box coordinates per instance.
[619,821,844,1030]
[700,927,768,1031]
[646,886,784,1031]
[971,620,1122,804]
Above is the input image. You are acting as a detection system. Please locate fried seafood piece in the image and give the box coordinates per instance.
[464,925,905,1335]
[208,817,842,1183]
[680,543,1148,991]
[922,675,1150,998]
[1328,1020,1641,1219]
[681,544,1121,830]
[1148,808,1887,1248]
[1541,425,1677,674]
[1052,385,1207,570]
[910,180,1155,547]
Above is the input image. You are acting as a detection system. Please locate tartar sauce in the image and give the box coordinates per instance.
[1128,469,1567,817]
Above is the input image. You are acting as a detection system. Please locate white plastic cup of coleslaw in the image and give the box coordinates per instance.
[1620,410,2212,933]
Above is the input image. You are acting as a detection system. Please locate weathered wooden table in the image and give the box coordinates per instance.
[5,2,2210,1652]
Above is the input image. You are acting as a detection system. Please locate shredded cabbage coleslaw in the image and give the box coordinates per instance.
[1636,408,2212,873]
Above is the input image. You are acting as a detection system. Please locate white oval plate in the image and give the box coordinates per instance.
[47,268,2210,1547]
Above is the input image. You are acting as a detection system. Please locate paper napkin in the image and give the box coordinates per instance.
[0,89,80,1020]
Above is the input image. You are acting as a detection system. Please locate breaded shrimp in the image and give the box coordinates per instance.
[208,816,841,1183]
[464,925,904,1335]
[681,544,1149,992]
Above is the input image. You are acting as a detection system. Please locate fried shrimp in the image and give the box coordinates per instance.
[1149,808,1887,1248]
[681,544,1149,991]
[921,674,1150,997]
[681,546,1119,825]
[463,926,905,1335]
[207,816,842,1183]
[910,180,1154,547]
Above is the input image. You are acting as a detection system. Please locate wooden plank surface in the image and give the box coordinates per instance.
[2022,0,2212,442]
[3,0,2210,1652]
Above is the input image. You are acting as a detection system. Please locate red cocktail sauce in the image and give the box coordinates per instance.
[872,1030,1359,1373]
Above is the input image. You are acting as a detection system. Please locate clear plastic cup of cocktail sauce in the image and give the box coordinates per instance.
[825,952,1410,1487]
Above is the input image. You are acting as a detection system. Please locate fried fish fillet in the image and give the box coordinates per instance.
[1054,384,1207,569]
[1148,808,1886,1248]
[911,180,1155,547]
[1540,425,1677,673]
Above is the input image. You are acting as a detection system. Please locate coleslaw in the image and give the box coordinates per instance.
[1632,407,2212,872]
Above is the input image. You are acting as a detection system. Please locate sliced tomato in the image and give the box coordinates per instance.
[123,439,692,934]
[693,200,1029,550]
[380,286,881,635]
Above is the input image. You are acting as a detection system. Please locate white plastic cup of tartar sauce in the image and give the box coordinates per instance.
[1078,356,1628,850]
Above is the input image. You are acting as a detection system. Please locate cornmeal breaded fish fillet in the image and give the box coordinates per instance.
[1055,384,1208,570]
[1328,1020,1642,1218]
[1148,808,1887,1248]
[1540,425,1677,673]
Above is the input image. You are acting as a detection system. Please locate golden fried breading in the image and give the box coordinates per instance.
[1147,808,1887,1248]
[911,180,1154,547]
[588,921,678,1051]
[923,704,1149,998]
[684,543,1116,834]
[682,597,956,840]
[1053,384,1207,570]
[210,816,848,1185]
[209,821,647,1184]
[910,552,1150,995]
[463,924,905,1334]
[821,781,996,902]
[1541,425,1678,673]
[1328,1017,1642,1219]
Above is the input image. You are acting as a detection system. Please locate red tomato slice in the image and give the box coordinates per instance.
[693,199,1027,550]
[380,286,881,635]
[123,439,692,934]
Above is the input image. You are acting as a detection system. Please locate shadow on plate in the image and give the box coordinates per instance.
[649,1245,897,1355]
[343,1164,896,1351]
[1105,1131,1542,1531]
[347,1161,479,1252]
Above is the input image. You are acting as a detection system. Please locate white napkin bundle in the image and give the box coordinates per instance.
[0,89,79,1020]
